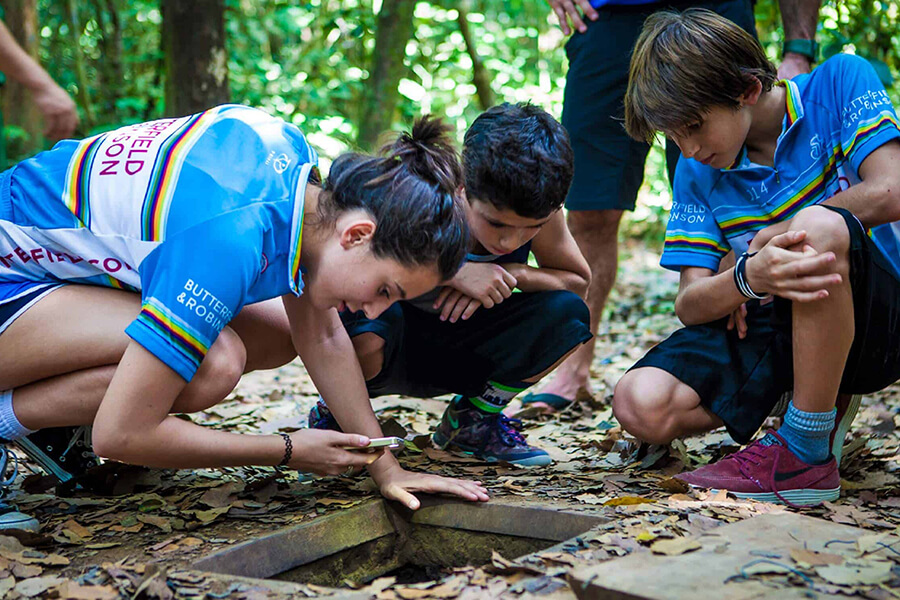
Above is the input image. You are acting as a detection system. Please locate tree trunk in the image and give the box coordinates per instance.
[357,0,416,150]
[64,0,95,129]
[1,0,42,152]
[456,1,494,111]
[162,0,230,117]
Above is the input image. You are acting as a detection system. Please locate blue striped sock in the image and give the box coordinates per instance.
[776,402,835,465]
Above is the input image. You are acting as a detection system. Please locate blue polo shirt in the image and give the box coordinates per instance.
[662,53,900,275]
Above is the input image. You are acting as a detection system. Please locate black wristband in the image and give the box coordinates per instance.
[278,432,292,466]
[734,251,767,300]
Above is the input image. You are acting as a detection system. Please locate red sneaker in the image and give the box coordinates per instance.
[676,432,840,506]
[830,394,861,468]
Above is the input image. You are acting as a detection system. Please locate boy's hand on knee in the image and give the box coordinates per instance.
[748,221,792,253]
[440,263,516,310]
[746,230,842,301]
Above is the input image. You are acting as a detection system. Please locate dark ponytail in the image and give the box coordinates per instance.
[321,116,468,280]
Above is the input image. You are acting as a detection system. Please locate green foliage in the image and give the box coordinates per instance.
[4,0,899,219]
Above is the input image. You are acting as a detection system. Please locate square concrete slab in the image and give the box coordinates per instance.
[568,512,878,600]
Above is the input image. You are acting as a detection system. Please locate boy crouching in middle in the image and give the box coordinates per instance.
[311,103,593,466]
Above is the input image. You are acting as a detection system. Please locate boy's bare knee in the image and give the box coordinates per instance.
[351,332,385,381]
[613,370,679,444]
[790,206,850,255]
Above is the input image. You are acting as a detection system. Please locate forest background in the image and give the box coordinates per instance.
[0,0,898,242]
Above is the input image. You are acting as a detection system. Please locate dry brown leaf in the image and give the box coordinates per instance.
[604,496,656,506]
[137,514,173,533]
[790,548,844,567]
[61,519,93,540]
[0,549,69,566]
[816,559,893,585]
[0,576,13,597]
[56,581,120,600]
[14,575,66,597]
[12,562,43,578]
[650,537,702,556]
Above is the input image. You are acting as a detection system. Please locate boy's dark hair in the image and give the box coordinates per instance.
[463,102,574,219]
[321,116,468,281]
[625,8,777,143]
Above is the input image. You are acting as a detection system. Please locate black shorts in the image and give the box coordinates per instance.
[631,207,900,443]
[562,0,756,212]
[341,290,592,399]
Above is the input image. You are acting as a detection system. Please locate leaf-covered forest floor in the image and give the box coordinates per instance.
[3,241,900,599]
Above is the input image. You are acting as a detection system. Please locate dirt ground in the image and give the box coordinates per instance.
[2,241,899,599]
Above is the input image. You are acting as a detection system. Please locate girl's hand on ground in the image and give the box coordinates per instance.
[726,302,748,339]
[375,464,490,510]
[287,430,383,476]
[441,263,516,309]
[434,289,483,323]
[746,231,842,301]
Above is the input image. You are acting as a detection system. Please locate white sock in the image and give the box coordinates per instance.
[0,390,35,442]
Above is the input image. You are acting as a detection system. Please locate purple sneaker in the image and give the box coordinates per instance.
[308,399,342,432]
[432,398,552,467]
[676,431,840,506]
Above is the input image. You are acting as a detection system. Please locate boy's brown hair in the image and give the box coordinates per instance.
[624,8,777,143]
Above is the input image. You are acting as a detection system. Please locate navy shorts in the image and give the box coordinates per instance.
[562,0,756,212]
[631,207,900,443]
[341,290,592,399]
[0,284,59,336]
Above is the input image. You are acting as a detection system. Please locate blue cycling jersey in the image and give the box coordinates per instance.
[663,54,900,274]
[0,104,318,380]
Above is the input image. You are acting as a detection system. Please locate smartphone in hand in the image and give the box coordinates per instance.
[343,436,405,451]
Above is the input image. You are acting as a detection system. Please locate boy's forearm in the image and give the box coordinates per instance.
[675,269,747,325]
[822,178,900,229]
[504,263,589,297]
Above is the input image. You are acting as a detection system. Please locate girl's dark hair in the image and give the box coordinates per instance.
[320,116,468,280]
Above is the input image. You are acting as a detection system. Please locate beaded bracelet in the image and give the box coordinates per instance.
[734,251,767,300]
[278,432,293,466]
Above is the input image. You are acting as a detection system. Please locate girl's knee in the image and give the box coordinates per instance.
[177,328,246,413]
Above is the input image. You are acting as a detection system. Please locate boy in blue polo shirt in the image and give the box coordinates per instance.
[616,9,900,505]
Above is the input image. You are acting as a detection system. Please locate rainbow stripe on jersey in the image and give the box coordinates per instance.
[136,296,211,371]
[140,110,220,241]
[61,135,105,228]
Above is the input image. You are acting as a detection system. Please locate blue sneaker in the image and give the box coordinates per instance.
[432,398,552,467]
[0,444,39,532]
[308,399,342,432]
